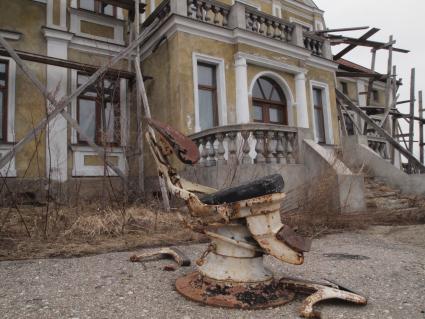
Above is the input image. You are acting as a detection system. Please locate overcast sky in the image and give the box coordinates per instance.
[316,0,424,156]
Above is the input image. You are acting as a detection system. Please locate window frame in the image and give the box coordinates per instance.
[372,89,379,103]
[0,59,8,143]
[197,62,219,130]
[340,81,348,95]
[76,72,121,146]
[252,77,288,125]
[312,87,326,144]
[77,0,118,18]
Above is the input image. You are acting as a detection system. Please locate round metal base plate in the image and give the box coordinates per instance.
[175,272,295,309]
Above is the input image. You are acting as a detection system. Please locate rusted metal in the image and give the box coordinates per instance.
[145,119,367,317]
[147,118,200,164]
[175,272,295,309]
[277,225,312,253]
[130,247,191,270]
[280,277,367,318]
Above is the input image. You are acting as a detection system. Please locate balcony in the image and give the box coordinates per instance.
[143,0,332,59]
[189,123,300,166]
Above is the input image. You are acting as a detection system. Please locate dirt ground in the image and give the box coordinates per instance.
[0,225,424,319]
[0,205,205,261]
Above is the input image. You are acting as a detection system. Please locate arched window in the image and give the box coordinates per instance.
[252,77,287,124]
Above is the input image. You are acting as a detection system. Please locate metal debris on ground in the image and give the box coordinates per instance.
[130,247,190,271]
[145,119,368,318]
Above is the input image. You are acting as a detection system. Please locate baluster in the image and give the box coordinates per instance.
[227,132,237,165]
[276,132,285,164]
[187,0,195,17]
[221,8,229,26]
[195,0,202,20]
[266,131,276,164]
[254,131,266,163]
[252,14,259,32]
[285,25,293,42]
[204,3,211,22]
[246,13,252,30]
[266,19,272,37]
[206,135,216,166]
[241,130,251,164]
[258,17,266,34]
[304,37,310,50]
[199,138,208,166]
[211,5,219,24]
[286,132,295,164]
[216,133,226,165]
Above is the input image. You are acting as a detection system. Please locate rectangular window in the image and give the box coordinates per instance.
[78,0,117,17]
[197,63,218,131]
[0,59,8,142]
[313,88,326,143]
[372,89,379,102]
[341,82,348,95]
[77,73,120,145]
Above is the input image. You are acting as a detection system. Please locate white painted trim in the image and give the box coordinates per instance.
[234,55,249,124]
[150,0,156,14]
[69,7,125,45]
[69,35,126,56]
[0,145,17,177]
[70,69,78,144]
[60,0,67,29]
[46,0,53,26]
[314,20,324,31]
[0,56,17,177]
[140,15,312,62]
[309,80,334,144]
[71,146,127,177]
[70,0,77,8]
[235,52,306,75]
[284,0,323,14]
[289,17,313,30]
[272,2,282,18]
[33,0,47,3]
[248,70,296,126]
[232,0,261,11]
[192,53,228,132]
[120,78,129,146]
[0,30,22,41]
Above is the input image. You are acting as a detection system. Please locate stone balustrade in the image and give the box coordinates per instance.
[190,124,299,167]
[187,0,231,27]
[368,137,389,160]
[303,34,324,57]
[245,8,293,42]
[143,0,330,59]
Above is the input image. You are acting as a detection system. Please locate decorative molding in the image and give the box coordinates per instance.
[305,55,339,73]
[309,80,334,144]
[248,70,296,126]
[141,14,312,62]
[0,30,22,41]
[0,145,17,177]
[192,52,228,132]
[69,35,126,56]
[69,7,125,46]
[284,0,324,14]
[0,56,17,145]
[235,52,306,75]
[289,17,313,30]
[32,0,47,3]
[71,146,127,177]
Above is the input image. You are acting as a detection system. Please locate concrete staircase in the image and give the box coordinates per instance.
[365,176,425,213]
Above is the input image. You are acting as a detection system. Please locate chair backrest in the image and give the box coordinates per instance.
[146,118,200,164]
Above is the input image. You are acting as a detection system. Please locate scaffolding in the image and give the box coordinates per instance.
[310,27,425,174]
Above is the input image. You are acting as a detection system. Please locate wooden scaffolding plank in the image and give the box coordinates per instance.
[336,89,425,172]
[0,18,160,172]
[333,28,380,61]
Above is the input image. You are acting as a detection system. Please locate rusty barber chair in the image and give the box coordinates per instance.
[145,119,367,318]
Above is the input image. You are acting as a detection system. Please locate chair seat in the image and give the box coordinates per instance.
[200,174,284,205]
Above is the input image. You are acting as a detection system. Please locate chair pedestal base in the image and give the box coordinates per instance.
[175,271,295,309]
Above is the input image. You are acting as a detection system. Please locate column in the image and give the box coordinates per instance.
[43,24,72,181]
[295,72,309,128]
[235,55,250,124]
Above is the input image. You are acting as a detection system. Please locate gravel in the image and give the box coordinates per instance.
[1,225,424,319]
